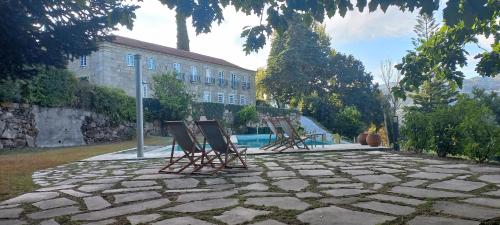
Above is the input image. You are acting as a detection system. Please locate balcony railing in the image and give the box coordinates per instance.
[189,75,201,83]
[230,80,239,89]
[175,73,185,81]
[205,77,215,85]
[241,82,251,90]
[218,79,228,87]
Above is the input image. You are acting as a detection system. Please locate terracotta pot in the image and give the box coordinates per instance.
[357,133,368,145]
[366,133,381,147]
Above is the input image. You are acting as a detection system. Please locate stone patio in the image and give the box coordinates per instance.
[1,150,500,225]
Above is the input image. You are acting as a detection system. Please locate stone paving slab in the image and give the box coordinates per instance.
[353,201,415,215]
[433,201,500,220]
[3,150,499,225]
[297,206,395,225]
[408,216,480,225]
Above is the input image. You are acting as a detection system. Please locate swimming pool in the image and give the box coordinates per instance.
[236,134,333,148]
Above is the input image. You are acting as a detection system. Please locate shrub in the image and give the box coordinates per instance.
[27,68,78,107]
[457,98,500,162]
[151,73,192,121]
[429,106,464,157]
[401,110,431,153]
[0,78,23,102]
[335,106,364,139]
[235,105,258,127]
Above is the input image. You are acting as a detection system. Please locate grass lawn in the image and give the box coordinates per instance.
[0,136,171,201]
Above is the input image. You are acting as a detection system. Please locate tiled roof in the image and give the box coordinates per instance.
[109,35,254,72]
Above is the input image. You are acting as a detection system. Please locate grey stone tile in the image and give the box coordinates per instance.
[321,189,374,197]
[59,189,91,197]
[121,180,157,188]
[353,201,415,215]
[408,216,479,225]
[250,219,287,225]
[0,219,26,225]
[72,198,171,221]
[390,186,473,198]
[231,176,266,183]
[176,190,237,202]
[27,206,81,220]
[407,172,454,180]
[239,183,269,191]
[33,197,77,210]
[114,191,161,204]
[342,170,375,176]
[428,179,487,192]
[0,208,23,219]
[433,201,500,220]
[298,170,334,176]
[297,206,395,225]
[36,185,77,192]
[478,175,500,184]
[102,185,162,194]
[272,179,309,191]
[214,207,269,225]
[84,196,111,211]
[40,219,59,225]
[367,194,425,206]
[400,179,427,187]
[243,192,289,197]
[462,198,500,208]
[267,170,296,177]
[1,192,59,205]
[354,174,401,184]
[78,184,115,193]
[152,216,214,225]
[245,197,310,210]
[296,192,322,198]
[164,178,199,189]
[127,214,161,225]
[163,198,238,212]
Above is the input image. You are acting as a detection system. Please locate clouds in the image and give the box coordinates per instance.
[323,6,419,45]
[114,1,269,71]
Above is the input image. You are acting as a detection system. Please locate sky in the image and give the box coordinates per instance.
[114,1,493,83]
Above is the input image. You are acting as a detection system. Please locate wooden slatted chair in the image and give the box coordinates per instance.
[260,116,287,150]
[193,120,247,174]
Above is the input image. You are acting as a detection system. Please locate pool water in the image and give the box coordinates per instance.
[236,134,333,148]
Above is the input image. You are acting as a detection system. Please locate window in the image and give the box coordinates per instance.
[239,95,246,105]
[147,57,156,70]
[142,82,148,98]
[206,68,212,83]
[126,54,134,67]
[79,56,87,67]
[191,66,198,80]
[231,73,236,83]
[203,91,211,102]
[173,63,181,73]
[217,93,224,103]
[219,71,224,80]
[228,94,235,104]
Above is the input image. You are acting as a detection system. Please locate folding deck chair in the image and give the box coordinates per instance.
[193,120,248,174]
[271,117,318,152]
[159,121,213,174]
[260,116,286,150]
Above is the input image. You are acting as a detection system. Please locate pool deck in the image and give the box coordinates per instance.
[83,144,388,161]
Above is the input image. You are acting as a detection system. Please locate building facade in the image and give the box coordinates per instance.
[67,36,256,105]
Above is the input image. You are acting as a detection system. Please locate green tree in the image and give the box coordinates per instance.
[155,0,496,62]
[326,51,384,125]
[412,12,439,47]
[151,72,193,121]
[472,88,500,124]
[410,78,458,112]
[262,15,328,106]
[27,69,78,107]
[255,68,268,102]
[160,0,192,51]
[0,0,138,80]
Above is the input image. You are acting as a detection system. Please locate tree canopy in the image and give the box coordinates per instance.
[0,0,138,80]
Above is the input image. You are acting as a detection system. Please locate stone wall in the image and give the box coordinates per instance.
[0,103,152,149]
[0,103,37,149]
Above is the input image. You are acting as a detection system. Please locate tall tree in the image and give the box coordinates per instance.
[412,13,439,47]
[0,0,138,80]
[262,15,328,106]
[410,78,459,112]
[176,11,190,51]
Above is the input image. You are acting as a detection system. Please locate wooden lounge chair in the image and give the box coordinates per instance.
[271,117,318,152]
[159,121,214,174]
[260,116,286,150]
[193,120,247,174]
